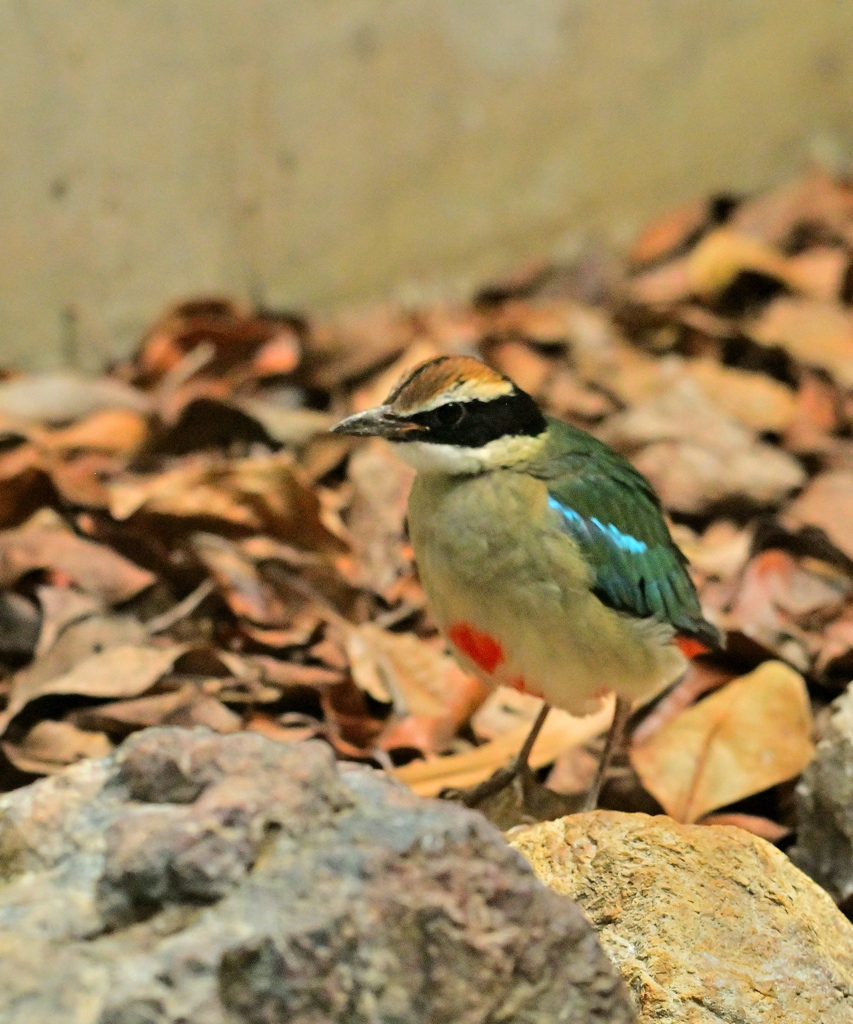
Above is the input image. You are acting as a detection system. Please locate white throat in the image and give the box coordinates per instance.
[390,432,545,475]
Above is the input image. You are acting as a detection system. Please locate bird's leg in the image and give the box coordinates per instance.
[441,703,551,807]
[583,696,633,811]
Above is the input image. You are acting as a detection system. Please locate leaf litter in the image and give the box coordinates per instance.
[2,170,853,863]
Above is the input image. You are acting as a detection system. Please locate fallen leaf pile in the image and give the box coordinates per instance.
[3,171,853,873]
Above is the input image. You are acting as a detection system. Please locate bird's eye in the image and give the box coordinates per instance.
[434,402,466,427]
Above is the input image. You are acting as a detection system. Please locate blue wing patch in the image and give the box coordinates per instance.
[546,491,700,628]
[548,497,648,554]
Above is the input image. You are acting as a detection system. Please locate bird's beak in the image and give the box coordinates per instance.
[331,405,424,441]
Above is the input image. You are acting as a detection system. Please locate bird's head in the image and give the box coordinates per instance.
[331,355,548,474]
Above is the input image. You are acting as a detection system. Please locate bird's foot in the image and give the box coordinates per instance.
[439,755,531,808]
[439,702,551,809]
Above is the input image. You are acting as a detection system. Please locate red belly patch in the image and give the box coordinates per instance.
[447,622,505,675]
[510,675,543,699]
[675,636,710,659]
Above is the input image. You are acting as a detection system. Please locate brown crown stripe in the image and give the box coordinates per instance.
[387,356,512,413]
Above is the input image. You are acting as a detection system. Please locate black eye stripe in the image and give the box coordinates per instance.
[401,391,546,446]
[434,402,466,426]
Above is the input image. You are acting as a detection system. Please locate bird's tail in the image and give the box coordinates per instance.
[675,618,725,658]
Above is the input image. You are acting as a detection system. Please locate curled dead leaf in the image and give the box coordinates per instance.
[109,451,346,552]
[601,379,804,511]
[630,661,815,823]
[748,297,853,387]
[346,623,489,755]
[685,227,792,298]
[192,532,291,626]
[0,510,155,603]
[0,642,187,737]
[2,720,112,775]
[42,408,149,456]
[784,471,853,563]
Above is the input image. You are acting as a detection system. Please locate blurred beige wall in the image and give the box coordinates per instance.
[3,1,853,369]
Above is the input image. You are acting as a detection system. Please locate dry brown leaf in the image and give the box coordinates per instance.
[784,370,841,453]
[232,401,333,447]
[627,196,710,268]
[43,408,149,455]
[727,550,849,647]
[109,451,345,551]
[2,720,112,774]
[631,662,736,746]
[684,358,796,433]
[250,327,301,377]
[244,712,322,745]
[786,246,850,302]
[346,623,489,749]
[26,612,147,680]
[684,227,792,297]
[345,439,414,595]
[0,643,186,737]
[784,471,853,562]
[135,297,290,383]
[0,445,58,528]
[748,297,853,387]
[813,613,853,675]
[68,687,198,735]
[192,532,290,626]
[576,337,667,407]
[490,299,586,348]
[247,656,344,689]
[350,340,442,413]
[239,616,323,651]
[488,339,553,397]
[470,686,546,743]
[730,167,853,246]
[394,697,615,798]
[2,614,149,742]
[320,677,385,752]
[699,812,792,844]
[630,661,815,823]
[0,509,155,602]
[671,521,752,581]
[163,691,242,733]
[0,373,150,421]
[632,439,801,514]
[544,744,599,798]
[47,452,115,508]
[539,363,613,420]
[601,379,804,511]
[0,592,41,662]
[34,586,103,657]
[626,258,692,306]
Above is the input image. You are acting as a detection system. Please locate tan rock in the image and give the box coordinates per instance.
[510,811,853,1023]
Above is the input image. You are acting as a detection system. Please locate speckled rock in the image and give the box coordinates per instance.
[791,684,853,904]
[510,811,853,1023]
[0,727,635,1024]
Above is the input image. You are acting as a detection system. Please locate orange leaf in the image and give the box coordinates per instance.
[630,661,815,823]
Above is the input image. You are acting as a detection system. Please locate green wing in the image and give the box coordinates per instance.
[539,422,720,647]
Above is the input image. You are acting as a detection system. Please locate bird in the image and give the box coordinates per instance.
[332,354,723,808]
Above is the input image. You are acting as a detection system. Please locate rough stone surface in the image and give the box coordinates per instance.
[0,726,635,1024]
[510,811,853,1024]
[791,684,853,904]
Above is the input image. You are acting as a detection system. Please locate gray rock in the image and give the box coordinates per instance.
[0,726,635,1024]
[792,684,853,903]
